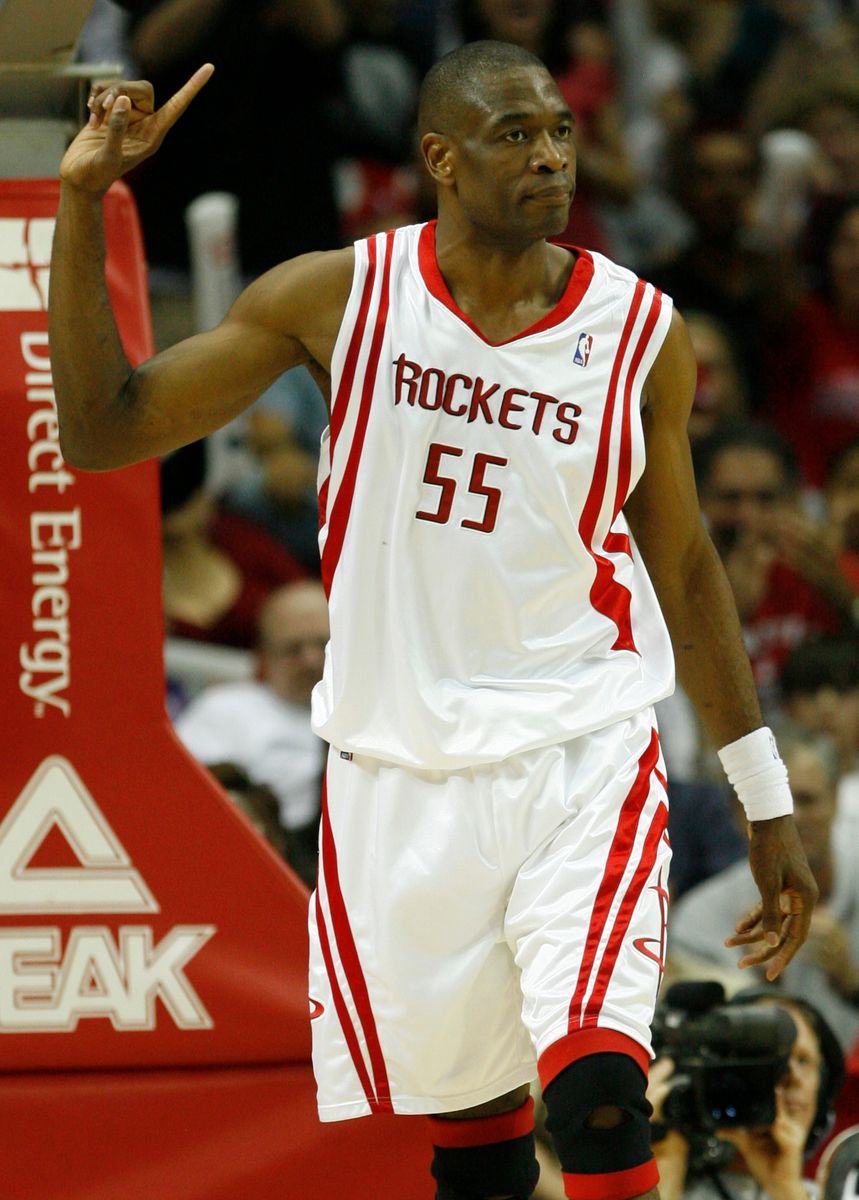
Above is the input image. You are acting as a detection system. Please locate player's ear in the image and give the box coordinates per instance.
[421,132,455,186]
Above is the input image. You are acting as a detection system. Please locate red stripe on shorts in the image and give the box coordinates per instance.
[538,1028,649,1093]
[319,772,393,1112]
[314,886,377,1109]
[321,230,395,597]
[427,1097,535,1148]
[582,799,669,1028]
[562,1158,659,1200]
[566,729,660,1034]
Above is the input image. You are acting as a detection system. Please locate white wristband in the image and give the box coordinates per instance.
[717,727,794,823]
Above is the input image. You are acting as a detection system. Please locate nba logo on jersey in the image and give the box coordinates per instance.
[573,332,593,367]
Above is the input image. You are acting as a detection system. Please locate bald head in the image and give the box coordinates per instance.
[257,581,329,707]
[418,39,547,137]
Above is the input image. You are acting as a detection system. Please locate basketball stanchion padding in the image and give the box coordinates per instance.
[0,178,431,1199]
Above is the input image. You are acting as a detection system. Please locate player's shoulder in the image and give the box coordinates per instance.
[586,248,668,301]
[239,246,356,337]
[279,245,356,291]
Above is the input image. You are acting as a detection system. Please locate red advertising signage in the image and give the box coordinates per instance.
[0,180,430,1199]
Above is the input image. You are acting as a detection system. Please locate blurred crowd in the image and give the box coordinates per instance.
[77,0,859,1185]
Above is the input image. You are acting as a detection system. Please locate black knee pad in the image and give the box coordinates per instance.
[431,1132,540,1199]
[543,1052,653,1179]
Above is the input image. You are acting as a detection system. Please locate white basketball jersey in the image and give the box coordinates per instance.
[311,221,676,768]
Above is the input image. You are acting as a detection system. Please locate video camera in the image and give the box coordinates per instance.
[652,981,796,1138]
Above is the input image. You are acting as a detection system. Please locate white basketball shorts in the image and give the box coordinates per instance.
[308,707,671,1122]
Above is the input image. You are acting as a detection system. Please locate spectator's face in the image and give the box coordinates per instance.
[700,448,791,555]
[686,318,745,442]
[804,102,859,193]
[829,205,859,314]
[784,747,837,874]
[785,685,859,762]
[258,584,329,707]
[776,1005,822,1142]
[684,135,757,237]
[769,0,815,28]
[826,443,859,552]
[475,0,554,49]
[161,487,214,541]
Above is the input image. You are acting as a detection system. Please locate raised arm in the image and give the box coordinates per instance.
[625,309,818,978]
[49,68,352,471]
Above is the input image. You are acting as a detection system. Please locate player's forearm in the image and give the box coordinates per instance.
[655,531,764,750]
[49,185,138,471]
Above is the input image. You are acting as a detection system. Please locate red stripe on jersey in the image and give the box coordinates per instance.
[314,886,377,1110]
[317,471,330,534]
[612,288,663,526]
[599,287,664,650]
[582,798,669,1028]
[538,1028,649,1092]
[417,221,595,346]
[329,237,378,454]
[562,1159,659,1200]
[588,285,663,652]
[427,1097,535,1148]
[319,773,393,1112]
[578,280,646,652]
[321,230,395,597]
[566,729,660,1033]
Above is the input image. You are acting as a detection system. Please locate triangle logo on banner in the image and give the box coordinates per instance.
[0,756,159,913]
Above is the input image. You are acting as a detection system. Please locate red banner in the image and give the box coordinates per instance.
[0,180,313,1069]
[0,179,431,1198]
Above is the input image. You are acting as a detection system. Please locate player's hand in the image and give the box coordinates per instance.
[725,815,818,981]
[59,64,214,196]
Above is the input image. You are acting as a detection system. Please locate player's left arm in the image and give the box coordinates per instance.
[625,309,758,746]
[624,308,817,979]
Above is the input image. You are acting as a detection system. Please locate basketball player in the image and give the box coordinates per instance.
[49,42,818,1200]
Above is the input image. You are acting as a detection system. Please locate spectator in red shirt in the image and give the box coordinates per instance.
[766,197,859,487]
[160,440,306,649]
[694,422,848,717]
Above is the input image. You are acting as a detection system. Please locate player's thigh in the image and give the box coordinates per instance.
[505,708,671,1064]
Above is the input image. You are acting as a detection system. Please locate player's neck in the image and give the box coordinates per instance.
[434,219,573,333]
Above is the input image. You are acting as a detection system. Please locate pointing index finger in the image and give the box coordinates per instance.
[154,63,215,133]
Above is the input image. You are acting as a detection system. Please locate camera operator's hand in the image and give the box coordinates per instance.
[726,816,818,981]
[718,1086,808,1200]
[647,1058,691,1200]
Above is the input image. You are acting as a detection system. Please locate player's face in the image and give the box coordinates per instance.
[447,67,576,243]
